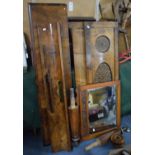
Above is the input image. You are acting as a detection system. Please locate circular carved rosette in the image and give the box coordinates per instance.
[95,35,110,53]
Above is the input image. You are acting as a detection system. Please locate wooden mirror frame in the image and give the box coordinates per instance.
[78,80,121,141]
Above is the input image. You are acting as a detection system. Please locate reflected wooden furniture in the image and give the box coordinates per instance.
[28,3,72,152]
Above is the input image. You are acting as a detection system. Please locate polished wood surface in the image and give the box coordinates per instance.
[78,81,121,141]
[28,3,72,152]
[68,106,80,143]
[69,22,119,87]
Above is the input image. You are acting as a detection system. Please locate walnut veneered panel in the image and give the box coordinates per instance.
[69,21,119,87]
[29,3,72,152]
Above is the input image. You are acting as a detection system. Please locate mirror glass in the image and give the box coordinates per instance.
[87,85,117,133]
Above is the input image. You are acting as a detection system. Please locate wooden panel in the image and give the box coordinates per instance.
[70,21,119,87]
[79,90,89,137]
[70,23,87,87]
[28,4,72,152]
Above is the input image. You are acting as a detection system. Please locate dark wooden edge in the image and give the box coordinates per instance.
[69,21,118,29]
[28,3,67,6]
[116,81,121,127]
[28,3,35,66]
[114,26,119,80]
[68,17,96,21]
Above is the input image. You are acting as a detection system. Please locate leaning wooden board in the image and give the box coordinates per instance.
[69,22,119,87]
[28,3,72,152]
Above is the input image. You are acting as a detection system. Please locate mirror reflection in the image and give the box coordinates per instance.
[87,85,117,132]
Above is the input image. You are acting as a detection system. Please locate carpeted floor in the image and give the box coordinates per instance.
[23,115,131,155]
